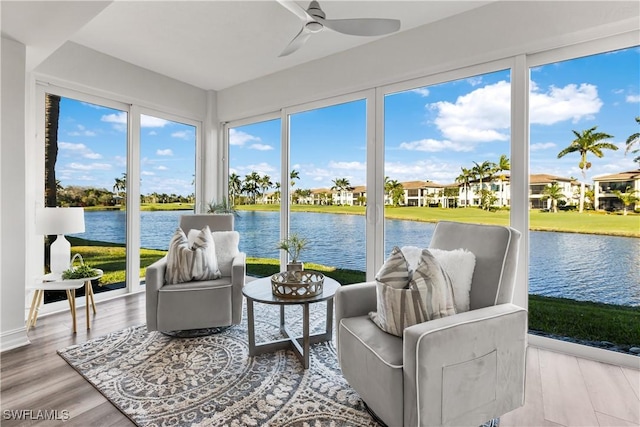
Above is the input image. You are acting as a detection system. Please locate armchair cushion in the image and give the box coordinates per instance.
[402,245,476,312]
[165,226,220,284]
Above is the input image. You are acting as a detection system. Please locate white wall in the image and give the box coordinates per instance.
[35,42,208,121]
[218,1,639,121]
[1,37,30,351]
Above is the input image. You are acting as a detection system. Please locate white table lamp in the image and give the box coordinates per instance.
[36,207,85,274]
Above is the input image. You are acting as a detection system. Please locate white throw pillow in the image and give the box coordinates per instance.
[166,226,220,284]
[401,245,476,312]
[211,231,240,276]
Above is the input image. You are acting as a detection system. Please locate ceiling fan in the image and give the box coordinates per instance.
[277,0,401,57]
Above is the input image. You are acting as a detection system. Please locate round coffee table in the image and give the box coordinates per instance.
[242,275,340,369]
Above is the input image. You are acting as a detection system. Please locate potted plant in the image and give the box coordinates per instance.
[206,196,238,216]
[276,233,309,271]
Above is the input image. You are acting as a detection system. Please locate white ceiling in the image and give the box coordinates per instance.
[1,1,492,91]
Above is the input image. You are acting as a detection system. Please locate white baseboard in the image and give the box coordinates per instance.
[528,334,640,370]
[0,327,30,353]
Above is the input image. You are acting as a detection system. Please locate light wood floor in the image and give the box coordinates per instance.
[1,292,638,427]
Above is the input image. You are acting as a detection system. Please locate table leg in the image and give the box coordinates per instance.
[302,303,310,369]
[86,280,97,314]
[66,289,77,333]
[26,290,41,331]
[33,290,44,327]
[279,305,286,334]
[247,298,256,356]
[85,281,91,330]
[325,298,334,339]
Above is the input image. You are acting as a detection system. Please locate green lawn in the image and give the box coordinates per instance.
[237,204,639,237]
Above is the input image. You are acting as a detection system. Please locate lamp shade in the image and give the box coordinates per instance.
[35,207,85,235]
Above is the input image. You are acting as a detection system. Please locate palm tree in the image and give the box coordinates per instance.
[472,160,494,209]
[612,186,639,216]
[113,173,127,205]
[243,171,261,204]
[258,174,273,204]
[625,116,640,165]
[455,167,473,207]
[228,173,242,205]
[331,177,351,205]
[290,169,300,189]
[386,179,404,207]
[493,154,510,207]
[558,126,617,176]
[557,126,617,213]
[45,94,61,208]
[541,182,565,213]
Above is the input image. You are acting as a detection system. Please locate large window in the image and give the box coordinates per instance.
[39,89,201,310]
[528,46,640,350]
[43,94,128,302]
[288,100,368,273]
[139,113,197,283]
[383,70,511,254]
[227,118,281,273]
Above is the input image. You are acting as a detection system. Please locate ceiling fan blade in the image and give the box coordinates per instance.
[321,17,400,37]
[279,27,312,57]
[276,0,311,21]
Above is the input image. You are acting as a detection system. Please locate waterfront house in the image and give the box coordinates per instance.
[2,2,638,426]
[593,170,640,211]
[529,174,583,210]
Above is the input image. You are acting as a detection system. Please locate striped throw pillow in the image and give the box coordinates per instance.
[165,226,221,284]
[369,248,456,336]
[374,246,411,289]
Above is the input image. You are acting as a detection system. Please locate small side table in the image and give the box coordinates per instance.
[27,270,102,333]
[242,276,340,369]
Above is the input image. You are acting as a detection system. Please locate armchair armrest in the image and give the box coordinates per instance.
[230,252,246,324]
[335,281,377,330]
[231,251,246,287]
[145,256,167,331]
[403,303,527,427]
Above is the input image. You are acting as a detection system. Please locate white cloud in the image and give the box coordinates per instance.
[626,94,640,103]
[530,142,557,151]
[399,138,474,152]
[328,161,366,170]
[155,165,169,171]
[141,171,155,176]
[156,149,173,156]
[148,131,158,136]
[411,88,430,97]
[229,128,261,146]
[430,80,511,143]
[171,130,192,140]
[239,162,276,174]
[68,162,112,171]
[101,112,126,124]
[467,76,483,86]
[530,82,602,125]
[385,160,461,184]
[141,115,169,128]
[58,142,103,159]
[68,125,96,137]
[249,143,274,151]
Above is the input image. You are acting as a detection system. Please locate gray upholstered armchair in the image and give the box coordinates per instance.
[335,221,526,427]
[145,214,246,333]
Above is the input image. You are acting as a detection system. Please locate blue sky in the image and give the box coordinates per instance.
[56,46,638,196]
[231,46,639,191]
[55,100,196,196]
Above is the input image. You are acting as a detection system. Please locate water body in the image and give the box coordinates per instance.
[75,210,640,306]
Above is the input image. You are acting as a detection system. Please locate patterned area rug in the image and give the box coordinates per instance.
[58,302,377,427]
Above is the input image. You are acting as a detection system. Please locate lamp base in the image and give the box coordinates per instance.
[50,234,71,275]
